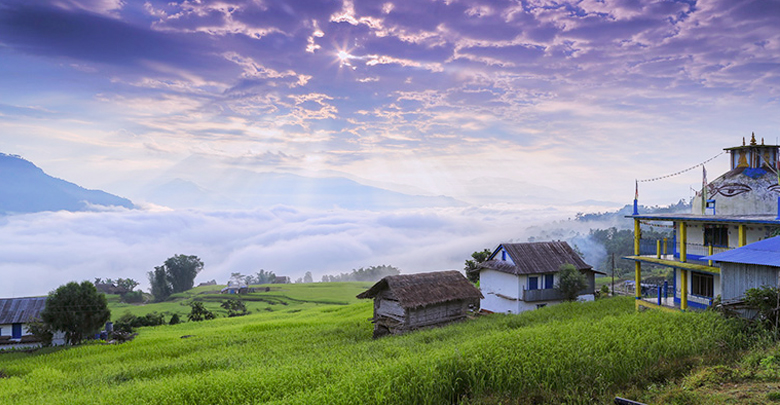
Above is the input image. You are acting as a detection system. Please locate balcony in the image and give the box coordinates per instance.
[522,287,592,302]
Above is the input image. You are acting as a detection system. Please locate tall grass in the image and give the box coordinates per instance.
[0,287,746,405]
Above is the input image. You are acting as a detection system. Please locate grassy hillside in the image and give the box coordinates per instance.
[105,282,372,320]
[0,284,750,404]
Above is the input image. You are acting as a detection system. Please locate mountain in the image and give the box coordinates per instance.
[140,172,466,210]
[0,153,134,214]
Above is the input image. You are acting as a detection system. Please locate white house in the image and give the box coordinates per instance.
[0,297,64,350]
[478,241,602,314]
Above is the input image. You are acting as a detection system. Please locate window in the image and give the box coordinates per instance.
[536,304,547,309]
[704,225,728,247]
[501,250,506,261]
[528,276,538,290]
[545,274,554,289]
[691,272,714,298]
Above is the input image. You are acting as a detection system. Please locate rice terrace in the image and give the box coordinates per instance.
[0,282,770,405]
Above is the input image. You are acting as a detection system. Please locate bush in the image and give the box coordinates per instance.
[188,302,215,322]
[121,290,144,303]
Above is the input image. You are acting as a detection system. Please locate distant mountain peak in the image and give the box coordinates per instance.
[0,153,134,214]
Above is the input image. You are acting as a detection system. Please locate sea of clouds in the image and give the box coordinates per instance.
[0,202,616,298]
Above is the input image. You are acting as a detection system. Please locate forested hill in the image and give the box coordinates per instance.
[574,199,691,224]
[0,153,134,214]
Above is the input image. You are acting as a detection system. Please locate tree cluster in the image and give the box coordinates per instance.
[148,255,204,301]
[229,270,277,285]
[588,227,671,278]
[114,311,168,333]
[320,265,401,282]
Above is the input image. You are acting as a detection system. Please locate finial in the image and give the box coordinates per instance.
[751,132,757,145]
[763,137,765,145]
[743,137,746,146]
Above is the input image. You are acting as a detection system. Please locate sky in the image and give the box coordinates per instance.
[1,0,780,296]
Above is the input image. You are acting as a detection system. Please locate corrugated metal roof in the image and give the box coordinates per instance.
[0,297,47,324]
[481,241,596,276]
[703,236,780,267]
[628,213,780,224]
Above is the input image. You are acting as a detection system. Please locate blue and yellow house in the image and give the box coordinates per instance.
[626,134,780,311]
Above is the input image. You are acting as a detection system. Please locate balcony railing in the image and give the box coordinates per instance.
[522,287,591,302]
[638,239,731,258]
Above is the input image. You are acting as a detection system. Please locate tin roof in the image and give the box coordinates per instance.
[703,236,780,267]
[628,213,780,225]
[0,297,47,324]
[481,241,598,276]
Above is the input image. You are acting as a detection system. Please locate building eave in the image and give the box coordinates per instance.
[626,213,780,225]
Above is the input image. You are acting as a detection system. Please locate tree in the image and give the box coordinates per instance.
[149,265,173,302]
[303,271,313,283]
[464,248,492,283]
[555,264,587,301]
[165,255,204,293]
[116,278,139,291]
[40,281,111,345]
[188,301,215,321]
[148,254,204,301]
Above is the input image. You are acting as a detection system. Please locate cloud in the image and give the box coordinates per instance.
[0,203,583,298]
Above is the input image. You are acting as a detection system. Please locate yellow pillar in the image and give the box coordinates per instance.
[679,222,687,263]
[656,240,661,259]
[680,269,688,311]
[663,237,668,256]
[634,219,642,301]
[708,245,714,266]
[739,225,747,247]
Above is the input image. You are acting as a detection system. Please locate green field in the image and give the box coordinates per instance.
[105,282,371,320]
[0,284,751,404]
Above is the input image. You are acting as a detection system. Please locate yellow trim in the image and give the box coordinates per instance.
[739,225,747,247]
[623,256,721,275]
[636,300,678,313]
[679,221,687,262]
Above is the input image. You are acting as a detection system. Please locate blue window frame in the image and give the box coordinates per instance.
[545,274,554,289]
[12,323,22,339]
[528,276,538,290]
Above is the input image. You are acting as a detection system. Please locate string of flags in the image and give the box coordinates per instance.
[637,152,724,183]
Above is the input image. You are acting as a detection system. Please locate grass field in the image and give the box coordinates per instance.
[0,284,752,404]
[105,282,372,320]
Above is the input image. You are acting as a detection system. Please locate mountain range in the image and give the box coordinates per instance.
[0,153,134,214]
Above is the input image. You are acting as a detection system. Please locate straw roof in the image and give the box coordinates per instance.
[357,271,483,309]
[480,241,595,275]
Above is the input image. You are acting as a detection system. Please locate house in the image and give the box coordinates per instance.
[0,297,65,350]
[273,276,291,284]
[478,241,602,314]
[704,236,780,304]
[221,281,248,294]
[356,271,483,338]
[626,134,780,311]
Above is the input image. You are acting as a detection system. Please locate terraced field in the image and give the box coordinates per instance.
[0,284,749,404]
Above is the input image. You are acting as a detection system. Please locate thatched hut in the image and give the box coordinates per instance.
[357,271,483,338]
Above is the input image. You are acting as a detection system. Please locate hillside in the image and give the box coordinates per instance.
[0,285,752,404]
[0,153,134,214]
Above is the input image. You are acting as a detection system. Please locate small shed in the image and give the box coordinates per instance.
[356,271,483,338]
